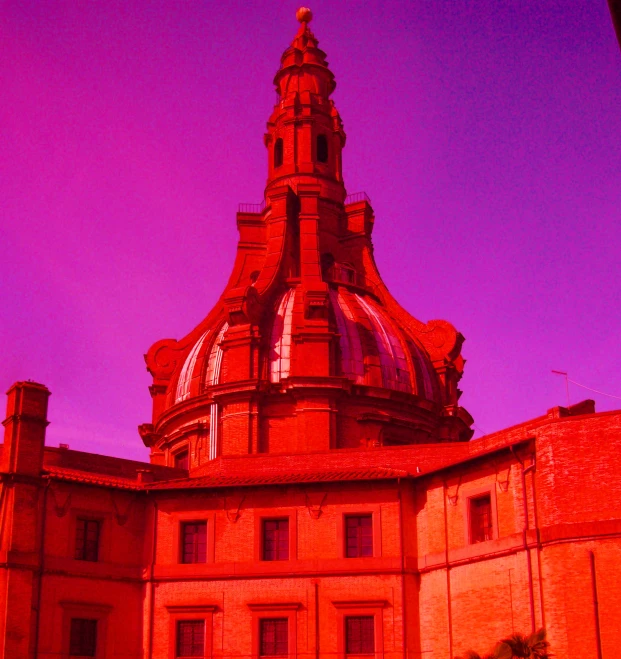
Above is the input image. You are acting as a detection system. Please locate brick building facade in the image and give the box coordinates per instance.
[2,9,620,659]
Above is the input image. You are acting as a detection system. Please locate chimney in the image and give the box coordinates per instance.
[1,381,50,477]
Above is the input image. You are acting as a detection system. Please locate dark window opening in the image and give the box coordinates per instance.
[274,138,284,168]
[262,518,289,561]
[317,134,328,163]
[285,193,300,278]
[382,430,418,446]
[174,449,189,470]
[75,519,100,562]
[70,618,97,657]
[260,618,288,656]
[320,252,335,278]
[345,616,374,655]
[469,494,493,543]
[345,515,373,558]
[181,521,207,563]
[177,620,205,657]
[339,263,355,283]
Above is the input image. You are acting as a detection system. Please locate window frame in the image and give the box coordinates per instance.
[332,600,386,659]
[469,494,493,544]
[344,616,375,655]
[69,510,110,563]
[173,511,216,565]
[173,448,190,471]
[316,134,329,163]
[463,485,498,545]
[344,514,373,559]
[166,604,217,659]
[274,137,284,169]
[60,601,111,659]
[259,617,289,656]
[176,619,206,658]
[180,520,208,564]
[69,617,98,657]
[337,506,381,559]
[254,510,297,563]
[261,518,290,561]
[247,602,300,659]
[74,517,101,562]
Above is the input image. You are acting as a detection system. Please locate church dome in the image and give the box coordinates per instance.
[267,286,441,400]
[141,10,473,468]
[168,285,441,410]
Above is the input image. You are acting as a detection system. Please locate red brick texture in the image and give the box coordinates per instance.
[2,12,621,659]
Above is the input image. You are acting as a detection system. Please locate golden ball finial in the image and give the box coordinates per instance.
[296,7,313,23]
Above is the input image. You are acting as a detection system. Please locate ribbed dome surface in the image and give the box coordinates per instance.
[173,321,229,405]
[266,287,440,400]
[171,287,440,408]
[329,289,439,399]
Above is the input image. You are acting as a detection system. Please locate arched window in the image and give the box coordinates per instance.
[317,134,328,163]
[274,138,283,168]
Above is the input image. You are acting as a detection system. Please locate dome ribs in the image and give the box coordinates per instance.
[269,289,296,383]
[175,330,210,403]
[205,322,229,387]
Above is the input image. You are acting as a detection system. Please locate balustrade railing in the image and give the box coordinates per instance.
[238,200,266,214]
[239,194,369,213]
[324,264,379,297]
[344,191,371,205]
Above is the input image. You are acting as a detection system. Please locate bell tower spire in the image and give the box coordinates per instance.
[265,8,346,203]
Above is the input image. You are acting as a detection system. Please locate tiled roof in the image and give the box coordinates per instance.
[146,437,530,491]
[44,466,143,490]
[39,431,531,492]
[147,466,410,490]
[40,446,185,489]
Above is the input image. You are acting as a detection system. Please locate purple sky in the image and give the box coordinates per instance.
[2,1,620,461]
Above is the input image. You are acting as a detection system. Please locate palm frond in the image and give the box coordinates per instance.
[493,641,513,659]
[456,628,551,659]
[528,628,551,658]
[499,632,531,657]
[454,650,498,659]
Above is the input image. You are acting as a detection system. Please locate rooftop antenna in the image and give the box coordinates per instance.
[551,370,570,407]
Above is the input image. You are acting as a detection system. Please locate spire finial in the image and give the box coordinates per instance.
[296,7,313,23]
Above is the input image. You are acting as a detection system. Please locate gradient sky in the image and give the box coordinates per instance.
[2,1,620,461]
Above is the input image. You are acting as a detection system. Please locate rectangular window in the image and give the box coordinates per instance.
[70,618,97,657]
[175,450,189,470]
[75,519,100,562]
[262,519,289,561]
[469,494,493,543]
[260,618,288,656]
[181,521,207,564]
[345,515,373,558]
[345,616,374,655]
[176,620,205,657]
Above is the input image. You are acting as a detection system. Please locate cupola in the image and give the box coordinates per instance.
[265,7,346,203]
[141,9,473,471]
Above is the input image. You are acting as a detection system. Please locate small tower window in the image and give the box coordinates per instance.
[320,252,335,279]
[174,449,189,470]
[317,134,328,163]
[274,138,283,168]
